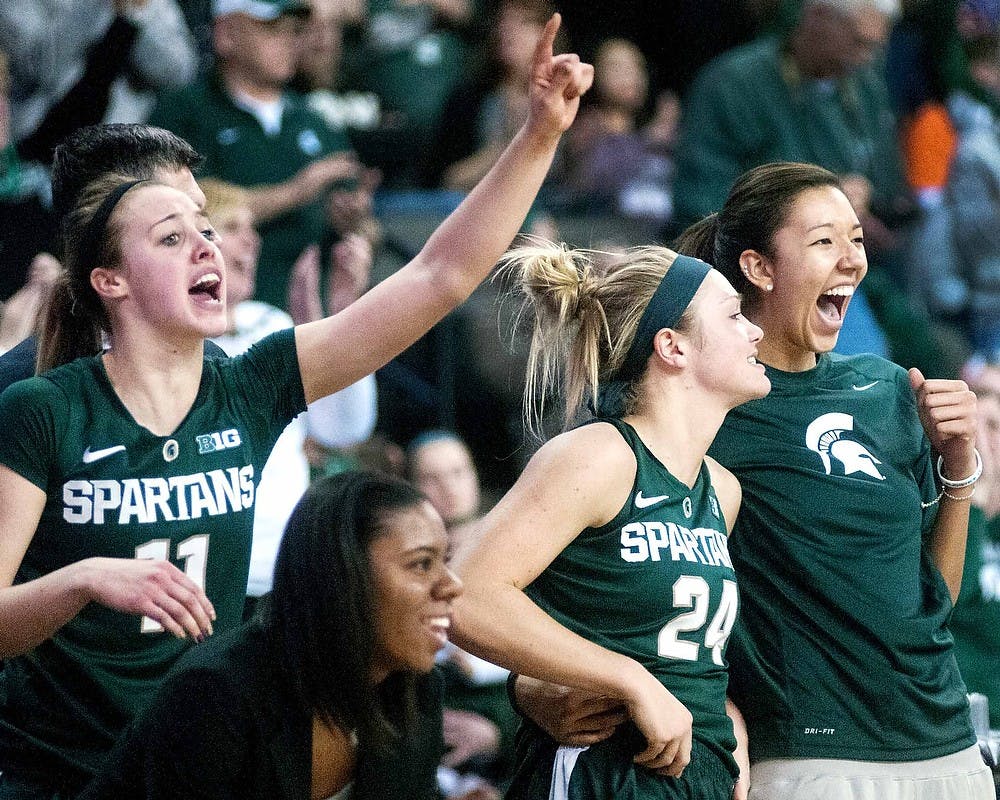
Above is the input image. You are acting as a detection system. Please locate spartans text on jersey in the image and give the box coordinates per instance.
[620,521,732,567]
[63,466,255,524]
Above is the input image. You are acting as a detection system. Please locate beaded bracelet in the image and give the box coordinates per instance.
[936,449,983,489]
[921,491,942,509]
[943,486,976,502]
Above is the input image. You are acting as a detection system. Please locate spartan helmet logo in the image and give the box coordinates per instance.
[805,412,885,481]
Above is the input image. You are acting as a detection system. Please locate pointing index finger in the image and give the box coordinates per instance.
[533,12,561,71]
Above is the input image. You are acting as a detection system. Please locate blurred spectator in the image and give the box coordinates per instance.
[885,1,958,205]
[673,0,964,376]
[0,252,60,355]
[551,37,677,224]
[885,1,975,335]
[408,429,482,535]
[0,48,55,300]
[339,0,478,186]
[293,0,382,135]
[947,34,1000,360]
[672,0,911,262]
[437,707,502,800]
[557,0,770,101]
[150,0,364,309]
[200,178,377,613]
[898,1,1000,120]
[0,0,197,154]
[407,429,518,791]
[951,359,1000,748]
[291,2,386,254]
[418,0,551,190]
[347,430,407,476]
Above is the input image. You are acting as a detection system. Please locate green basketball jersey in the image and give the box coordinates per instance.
[525,418,740,784]
[0,329,305,791]
[707,352,975,763]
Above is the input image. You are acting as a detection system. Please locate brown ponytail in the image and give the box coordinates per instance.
[36,174,134,373]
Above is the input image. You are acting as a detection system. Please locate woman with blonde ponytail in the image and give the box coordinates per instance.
[451,241,770,799]
[509,162,996,800]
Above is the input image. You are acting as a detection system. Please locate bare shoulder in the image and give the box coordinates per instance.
[704,455,742,533]
[535,422,636,476]
[519,422,637,527]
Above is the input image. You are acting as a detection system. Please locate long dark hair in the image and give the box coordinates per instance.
[674,162,842,302]
[266,470,427,750]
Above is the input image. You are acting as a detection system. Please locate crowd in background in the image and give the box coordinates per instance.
[1,0,1000,795]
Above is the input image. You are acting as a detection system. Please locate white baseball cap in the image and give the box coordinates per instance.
[212,0,310,20]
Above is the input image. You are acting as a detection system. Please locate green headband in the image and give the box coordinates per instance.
[611,254,712,383]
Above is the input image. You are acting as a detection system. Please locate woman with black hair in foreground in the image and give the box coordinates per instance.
[80,470,461,800]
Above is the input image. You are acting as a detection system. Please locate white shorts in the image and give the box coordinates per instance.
[747,744,995,800]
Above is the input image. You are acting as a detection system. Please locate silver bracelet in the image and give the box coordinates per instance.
[942,486,976,502]
[936,449,983,489]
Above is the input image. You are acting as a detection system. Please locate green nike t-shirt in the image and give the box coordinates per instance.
[708,352,975,763]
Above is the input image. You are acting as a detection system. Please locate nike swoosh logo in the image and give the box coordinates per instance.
[635,491,669,509]
[852,381,878,391]
[82,445,126,464]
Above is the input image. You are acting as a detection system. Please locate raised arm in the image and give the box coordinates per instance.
[0,464,214,657]
[452,423,693,776]
[294,14,593,404]
[909,368,979,601]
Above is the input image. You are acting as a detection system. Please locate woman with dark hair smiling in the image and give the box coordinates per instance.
[79,470,461,800]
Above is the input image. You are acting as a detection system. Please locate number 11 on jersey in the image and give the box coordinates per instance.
[134,534,210,633]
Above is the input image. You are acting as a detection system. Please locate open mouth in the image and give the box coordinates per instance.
[817,285,853,324]
[427,616,451,649]
[189,272,222,303]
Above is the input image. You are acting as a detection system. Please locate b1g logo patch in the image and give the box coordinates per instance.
[196,429,242,455]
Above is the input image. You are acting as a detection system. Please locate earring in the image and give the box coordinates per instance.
[765,284,773,292]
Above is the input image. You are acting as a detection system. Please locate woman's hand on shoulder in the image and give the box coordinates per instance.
[76,557,216,641]
[524,14,593,147]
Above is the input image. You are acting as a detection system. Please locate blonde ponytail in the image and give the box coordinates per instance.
[500,240,608,436]
[500,241,688,436]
